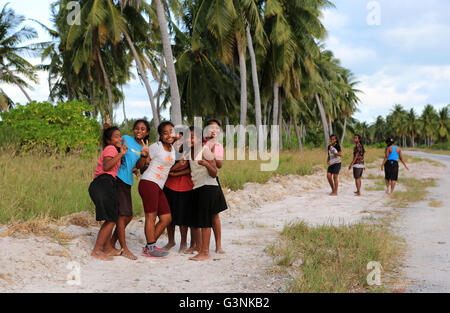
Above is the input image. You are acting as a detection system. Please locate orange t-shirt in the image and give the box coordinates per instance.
[165,174,194,192]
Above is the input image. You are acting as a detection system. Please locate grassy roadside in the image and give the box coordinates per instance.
[406,148,450,156]
[0,147,384,224]
[266,221,404,293]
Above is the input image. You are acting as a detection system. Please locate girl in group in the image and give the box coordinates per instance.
[381,138,409,194]
[204,119,227,254]
[106,119,150,260]
[88,126,128,261]
[139,121,176,258]
[188,126,222,261]
[163,132,194,253]
[326,134,342,196]
[348,134,365,196]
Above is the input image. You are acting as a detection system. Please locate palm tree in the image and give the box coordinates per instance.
[0,4,39,103]
[420,104,438,147]
[406,108,417,147]
[437,106,449,143]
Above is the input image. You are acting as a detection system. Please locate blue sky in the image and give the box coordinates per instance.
[1,0,449,124]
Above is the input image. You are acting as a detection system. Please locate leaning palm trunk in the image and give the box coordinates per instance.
[123,29,160,126]
[154,0,182,125]
[341,117,347,145]
[328,115,333,135]
[315,93,329,149]
[97,48,113,115]
[246,24,262,147]
[273,82,279,127]
[1,63,32,103]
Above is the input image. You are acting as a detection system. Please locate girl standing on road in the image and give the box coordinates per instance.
[105,119,150,260]
[327,134,342,196]
[188,126,220,261]
[348,134,365,196]
[88,126,128,261]
[139,121,177,258]
[204,119,228,254]
[381,138,409,194]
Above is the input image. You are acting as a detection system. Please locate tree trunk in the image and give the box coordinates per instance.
[237,33,247,128]
[96,48,113,116]
[315,93,329,149]
[278,97,283,150]
[154,0,182,125]
[123,29,160,126]
[121,85,127,126]
[1,63,32,103]
[293,115,303,151]
[273,82,279,127]
[328,115,333,135]
[341,117,347,145]
[155,57,165,120]
[246,23,262,147]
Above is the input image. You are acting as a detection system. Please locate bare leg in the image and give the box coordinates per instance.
[331,174,339,196]
[327,173,334,195]
[390,181,397,193]
[184,227,200,254]
[163,224,176,251]
[112,216,136,260]
[190,228,212,261]
[92,221,116,261]
[154,213,172,242]
[179,226,188,253]
[144,212,157,244]
[385,179,390,194]
[212,214,225,254]
[355,178,362,196]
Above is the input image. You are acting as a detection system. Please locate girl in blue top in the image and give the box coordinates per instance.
[381,138,409,194]
[104,116,150,260]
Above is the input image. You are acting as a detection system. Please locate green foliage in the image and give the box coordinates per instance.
[0,100,100,155]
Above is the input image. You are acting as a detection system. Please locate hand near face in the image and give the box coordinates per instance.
[141,140,149,158]
[120,140,128,156]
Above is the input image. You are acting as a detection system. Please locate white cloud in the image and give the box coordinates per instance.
[321,9,349,29]
[385,24,450,50]
[325,36,377,68]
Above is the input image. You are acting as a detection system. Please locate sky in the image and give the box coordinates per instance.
[1,0,449,124]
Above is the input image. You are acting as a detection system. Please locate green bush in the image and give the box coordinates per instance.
[0,100,100,155]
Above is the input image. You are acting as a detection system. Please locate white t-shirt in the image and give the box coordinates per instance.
[189,146,218,189]
[141,142,176,189]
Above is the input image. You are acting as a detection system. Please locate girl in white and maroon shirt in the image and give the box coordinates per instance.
[139,121,176,258]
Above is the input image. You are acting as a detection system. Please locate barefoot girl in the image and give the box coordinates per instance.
[327,134,342,196]
[381,138,409,194]
[139,121,176,258]
[204,119,228,254]
[108,119,150,260]
[163,132,194,253]
[188,126,220,261]
[348,134,365,196]
[88,126,128,261]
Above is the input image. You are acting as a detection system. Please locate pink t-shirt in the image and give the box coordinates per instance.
[94,145,121,179]
[206,141,224,160]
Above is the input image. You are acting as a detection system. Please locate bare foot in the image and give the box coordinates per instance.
[104,247,123,256]
[355,193,361,197]
[179,243,187,253]
[189,253,211,261]
[121,249,137,260]
[183,247,200,254]
[91,251,113,261]
[329,192,338,196]
[163,242,176,251]
[215,248,226,254]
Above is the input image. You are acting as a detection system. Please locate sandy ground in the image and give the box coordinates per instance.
[396,151,450,292]
[0,156,445,293]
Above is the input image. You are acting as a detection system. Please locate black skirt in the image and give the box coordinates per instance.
[213,177,228,214]
[190,185,220,228]
[88,174,119,223]
[385,160,399,181]
[163,187,193,226]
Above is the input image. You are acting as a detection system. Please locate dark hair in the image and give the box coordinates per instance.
[206,118,222,127]
[330,134,338,141]
[158,121,174,142]
[385,138,394,146]
[133,119,151,142]
[103,126,120,149]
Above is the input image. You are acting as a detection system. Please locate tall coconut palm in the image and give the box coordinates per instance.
[420,104,438,147]
[406,108,417,148]
[437,106,449,142]
[0,4,39,103]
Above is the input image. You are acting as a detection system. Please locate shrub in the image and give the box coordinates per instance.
[0,100,100,155]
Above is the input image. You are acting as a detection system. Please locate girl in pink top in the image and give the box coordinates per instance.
[88,126,128,261]
[204,119,228,254]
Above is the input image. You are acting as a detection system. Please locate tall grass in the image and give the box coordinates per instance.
[0,147,384,224]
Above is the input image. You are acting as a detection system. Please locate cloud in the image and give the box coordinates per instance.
[355,65,450,123]
[321,10,350,30]
[324,36,377,69]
